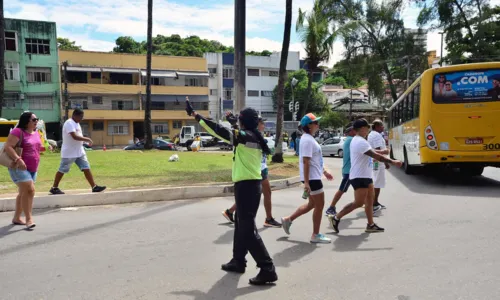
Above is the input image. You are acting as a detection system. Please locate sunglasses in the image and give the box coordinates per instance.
[31,118,39,122]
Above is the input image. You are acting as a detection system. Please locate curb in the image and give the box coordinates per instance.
[0,177,302,212]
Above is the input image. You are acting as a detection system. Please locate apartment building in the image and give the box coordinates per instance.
[203,52,300,122]
[60,50,209,146]
[3,18,61,139]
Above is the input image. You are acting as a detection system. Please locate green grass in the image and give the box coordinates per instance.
[0,150,299,194]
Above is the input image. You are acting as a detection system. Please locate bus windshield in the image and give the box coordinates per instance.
[433,69,500,104]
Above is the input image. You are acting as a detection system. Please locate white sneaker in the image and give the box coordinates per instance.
[310,233,331,244]
[281,217,292,235]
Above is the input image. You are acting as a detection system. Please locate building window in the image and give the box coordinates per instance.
[223,66,234,79]
[70,97,88,109]
[152,123,169,134]
[2,93,20,109]
[223,88,233,100]
[173,121,182,129]
[112,100,133,110]
[27,67,52,83]
[210,89,218,96]
[92,96,103,105]
[247,69,260,76]
[90,72,101,79]
[151,101,165,110]
[208,67,217,75]
[5,31,17,51]
[185,77,207,87]
[93,121,104,131]
[4,62,20,81]
[108,121,129,135]
[268,71,279,77]
[248,90,259,97]
[67,71,88,83]
[27,94,53,110]
[25,38,50,55]
[261,91,273,97]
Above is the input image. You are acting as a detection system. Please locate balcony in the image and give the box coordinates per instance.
[64,109,209,120]
[67,83,208,96]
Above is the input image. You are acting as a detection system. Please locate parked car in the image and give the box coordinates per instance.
[321,137,346,157]
[124,139,176,151]
[195,132,217,147]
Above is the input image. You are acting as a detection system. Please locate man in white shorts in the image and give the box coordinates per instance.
[368,120,389,211]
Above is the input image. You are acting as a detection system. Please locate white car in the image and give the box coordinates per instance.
[265,137,288,153]
[321,137,346,157]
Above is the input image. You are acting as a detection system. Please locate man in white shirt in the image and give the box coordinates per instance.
[368,120,389,211]
[49,109,106,195]
[329,119,402,233]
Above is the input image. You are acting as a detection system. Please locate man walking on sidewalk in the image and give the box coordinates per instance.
[328,119,401,233]
[368,120,389,210]
[325,123,355,216]
[49,109,106,195]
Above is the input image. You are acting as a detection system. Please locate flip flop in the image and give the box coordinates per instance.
[26,223,36,229]
[12,221,25,226]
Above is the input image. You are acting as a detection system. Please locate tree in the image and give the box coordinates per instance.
[272,0,292,164]
[114,36,143,54]
[57,38,82,51]
[415,0,500,64]
[323,76,348,87]
[320,0,427,103]
[320,111,348,129]
[296,0,335,116]
[0,0,4,118]
[144,0,153,149]
[272,69,328,120]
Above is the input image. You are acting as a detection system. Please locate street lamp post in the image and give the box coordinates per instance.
[234,0,246,113]
[438,31,444,66]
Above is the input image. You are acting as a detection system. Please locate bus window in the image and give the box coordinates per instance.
[0,124,16,138]
[409,90,414,120]
[414,85,420,118]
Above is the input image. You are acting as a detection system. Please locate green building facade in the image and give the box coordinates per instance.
[3,18,61,139]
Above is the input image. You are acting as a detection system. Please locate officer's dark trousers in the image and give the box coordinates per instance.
[233,180,274,270]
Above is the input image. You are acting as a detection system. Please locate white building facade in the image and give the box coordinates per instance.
[204,52,300,122]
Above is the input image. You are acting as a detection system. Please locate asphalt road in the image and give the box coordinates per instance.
[1,158,500,300]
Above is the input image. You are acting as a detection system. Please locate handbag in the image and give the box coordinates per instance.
[0,130,24,168]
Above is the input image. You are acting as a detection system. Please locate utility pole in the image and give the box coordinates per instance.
[63,61,69,121]
[234,0,246,113]
[143,0,153,149]
[439,31,444,66]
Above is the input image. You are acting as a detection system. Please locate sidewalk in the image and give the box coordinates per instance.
[0,176,301,212]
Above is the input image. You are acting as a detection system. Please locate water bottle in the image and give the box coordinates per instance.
[302,190,309,199]
[373,160,379,171]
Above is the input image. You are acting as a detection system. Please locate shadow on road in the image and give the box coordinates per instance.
[332,233,393,252]
[273,237,317,268]
[171,272,274,300]
[0,200,195,256]
[389,166,500,198]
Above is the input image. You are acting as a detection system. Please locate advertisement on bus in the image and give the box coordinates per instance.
[433,69,500,103]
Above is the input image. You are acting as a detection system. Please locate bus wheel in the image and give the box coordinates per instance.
[403,148,416,175]
[460,166,484,176]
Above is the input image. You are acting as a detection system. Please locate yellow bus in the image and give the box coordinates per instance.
[388,62,500,176]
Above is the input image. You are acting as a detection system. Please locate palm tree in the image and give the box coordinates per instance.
[271,0,293,163]
[296,0,335,116]
[144,0,153,149]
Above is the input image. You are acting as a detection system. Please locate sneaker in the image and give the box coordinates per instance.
[373,205,382,213]
[221,259,246,274]
[328,215,340,233]
[222,209,234,223]
[264,218,282,228]
[281,217,292,235]
[379,203,387,209]
[310,233,331,244]
[325,206,337,216]
[249,267,278,285]
[92,185,107,193]
[49,187,65,195]
[365,223,385,233]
